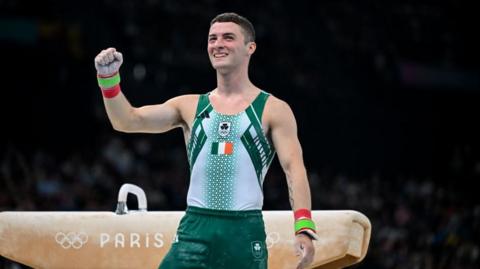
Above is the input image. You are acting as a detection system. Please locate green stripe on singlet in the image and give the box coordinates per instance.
[241,92,275,187]
[241,126,263,185]
[187,94,211,170]
[251,91,269,120]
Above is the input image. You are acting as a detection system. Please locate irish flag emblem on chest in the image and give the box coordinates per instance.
[211,141,234,155]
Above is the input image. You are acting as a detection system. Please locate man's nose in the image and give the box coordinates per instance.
[213,38,225,48]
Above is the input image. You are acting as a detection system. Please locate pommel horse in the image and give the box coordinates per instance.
[0,184,371,268]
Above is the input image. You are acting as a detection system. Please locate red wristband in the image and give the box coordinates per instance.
[294,208,312,220]
[101,84,121,98]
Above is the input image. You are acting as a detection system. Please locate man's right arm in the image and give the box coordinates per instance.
[95,48,183,133]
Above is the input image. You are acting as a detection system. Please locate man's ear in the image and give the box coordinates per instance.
[247,42,257,55]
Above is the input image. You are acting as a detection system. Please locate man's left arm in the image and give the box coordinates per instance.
[268,98,316,269]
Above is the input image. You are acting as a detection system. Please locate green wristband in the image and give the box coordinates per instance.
[97,73,121,88]
[294,219,316,233]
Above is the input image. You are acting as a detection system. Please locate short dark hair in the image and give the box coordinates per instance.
[210,12,255,43]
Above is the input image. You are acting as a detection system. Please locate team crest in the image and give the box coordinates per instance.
[251,241,264,259]
[218,121,231,137]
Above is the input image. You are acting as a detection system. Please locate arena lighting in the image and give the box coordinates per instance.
[0,184,371,269]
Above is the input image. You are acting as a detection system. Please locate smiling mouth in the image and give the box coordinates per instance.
[213,53,228,58]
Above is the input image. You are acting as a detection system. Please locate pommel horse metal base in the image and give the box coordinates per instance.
[0,184,371,269]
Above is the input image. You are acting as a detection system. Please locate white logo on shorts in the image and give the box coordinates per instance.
[55,232,89,249]
[251,241,264,259]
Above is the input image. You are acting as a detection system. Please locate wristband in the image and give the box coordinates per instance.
[97,72,121,88]
[294,208,312,220]
[97,72,121,99]
[295,219,316,232]
[101,84,121,98]
[294,209,320,240]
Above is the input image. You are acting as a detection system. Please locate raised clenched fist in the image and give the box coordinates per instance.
[94,48,123,76]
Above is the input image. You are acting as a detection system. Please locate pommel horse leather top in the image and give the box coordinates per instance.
[0,184,371,269]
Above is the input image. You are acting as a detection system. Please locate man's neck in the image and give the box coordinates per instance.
[215,66,255,96]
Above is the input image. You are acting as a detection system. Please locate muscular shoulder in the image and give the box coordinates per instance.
[265,95,295,119]
[263,94,296,132]
[165,94,201,129]
[266,94,289,108]
[166,94,199,107]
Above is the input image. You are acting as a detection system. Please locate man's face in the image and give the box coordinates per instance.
[207,22,255,71]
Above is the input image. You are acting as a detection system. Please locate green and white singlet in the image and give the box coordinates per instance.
[186,91,276,210]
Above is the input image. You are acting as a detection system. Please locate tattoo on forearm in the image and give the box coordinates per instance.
[287,178,295,208]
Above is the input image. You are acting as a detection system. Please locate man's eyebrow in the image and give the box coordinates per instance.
[208,32,236,38]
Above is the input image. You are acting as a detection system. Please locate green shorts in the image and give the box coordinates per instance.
[158,206,268,269]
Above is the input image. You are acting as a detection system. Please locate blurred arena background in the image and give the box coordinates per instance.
[1,0,478,268]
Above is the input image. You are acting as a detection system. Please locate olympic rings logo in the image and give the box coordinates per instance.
[55,232,89,249]
[266,232,280,249]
